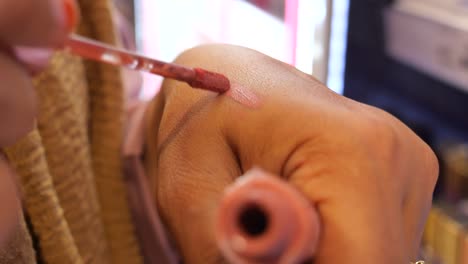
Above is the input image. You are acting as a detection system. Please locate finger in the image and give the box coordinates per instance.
[0,154,21,247]
[13,47,54,75]
[0,0,79,47]
[0,52,37,146]
[400,136,439,258]
[403,189,433,260]
[288,159,408,263]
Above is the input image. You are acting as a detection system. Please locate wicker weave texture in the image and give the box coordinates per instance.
[1,0,143,263]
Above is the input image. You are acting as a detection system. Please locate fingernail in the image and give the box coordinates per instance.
[62,0,79,33]
[51,0,79,35]
[14,47,54,75]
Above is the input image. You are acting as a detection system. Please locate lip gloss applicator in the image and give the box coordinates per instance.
[64,34,231,94]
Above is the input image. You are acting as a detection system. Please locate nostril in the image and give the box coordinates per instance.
[238,203,269,237]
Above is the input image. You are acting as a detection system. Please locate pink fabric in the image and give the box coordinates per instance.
[123,102,180,264]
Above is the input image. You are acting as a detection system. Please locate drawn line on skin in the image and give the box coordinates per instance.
[225,82,261,108]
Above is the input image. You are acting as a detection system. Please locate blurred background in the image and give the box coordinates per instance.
[113,0,468,263]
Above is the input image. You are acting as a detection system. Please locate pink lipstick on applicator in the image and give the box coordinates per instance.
[62,0,229,94]
[65,34,231,94]
[64,34,265,108]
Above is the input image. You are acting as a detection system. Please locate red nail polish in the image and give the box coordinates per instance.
[62,0,79,33]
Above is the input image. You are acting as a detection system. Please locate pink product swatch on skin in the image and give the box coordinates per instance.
[225,81,262,108]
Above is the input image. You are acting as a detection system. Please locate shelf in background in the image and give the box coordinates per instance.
[384,2,468,94]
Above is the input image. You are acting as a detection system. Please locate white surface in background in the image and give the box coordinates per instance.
[396,0,468,12]
[327,0,350,94]
[136,0,348,97]
[395,0,468,29]
[220,0,288,62]
[295,0,316,77]
[385,4,468,93]
[137,0,221,98]
[136,0,289,99]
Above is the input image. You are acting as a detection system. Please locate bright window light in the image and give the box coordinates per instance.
[327,0,350,94]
